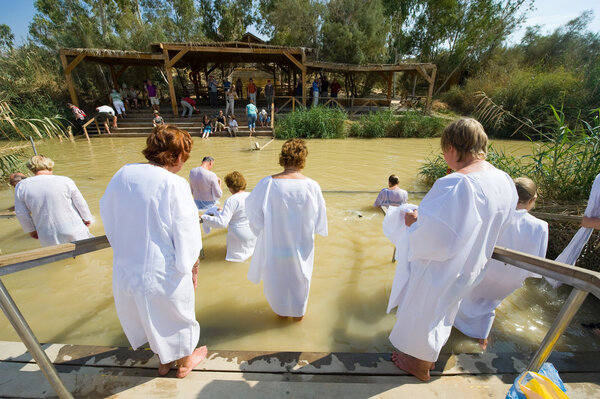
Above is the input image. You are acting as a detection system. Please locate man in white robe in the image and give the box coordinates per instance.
[100,163,202,372]
[14,155,93,247]
[245,176,327,318]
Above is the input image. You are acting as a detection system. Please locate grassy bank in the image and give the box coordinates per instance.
[274,107,447,139]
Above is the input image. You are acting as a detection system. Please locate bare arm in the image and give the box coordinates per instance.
[582,216,600,230]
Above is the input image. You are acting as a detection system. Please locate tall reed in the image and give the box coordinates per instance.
[418,107,600,202]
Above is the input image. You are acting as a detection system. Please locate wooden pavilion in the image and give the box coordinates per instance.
[59,39,436,116]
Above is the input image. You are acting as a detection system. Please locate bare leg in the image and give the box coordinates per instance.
[277,315,288,320]
[176,346,208,379]
[293,316,304,322]
[391,351,433,381]
[158,361,174,376]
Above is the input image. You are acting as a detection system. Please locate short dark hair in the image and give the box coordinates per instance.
[388,175,399,186]
[202,156,214,163]
[142,125,193,167]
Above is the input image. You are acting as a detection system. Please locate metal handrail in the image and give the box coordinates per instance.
[0,233,598,395]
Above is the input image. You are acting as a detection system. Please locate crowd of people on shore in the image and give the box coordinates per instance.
[68,74,340,136]
[8,118,600,381]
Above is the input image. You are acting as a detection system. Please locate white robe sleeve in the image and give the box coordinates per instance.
[171,178,202,274]
[202,197,235,229]
[14,187,35,233]
[408,175,480,262]
[314,183,328,237]
[245,178,270,237]
[67,178,93,222]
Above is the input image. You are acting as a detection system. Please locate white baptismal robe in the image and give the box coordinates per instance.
[14,174,93,247]
[201,191,257,262]
[555,173,600,265]
[382,203,418,314]
[454,210,548,339]
[388,169,517,362]
[100,163,202,363]
[245,176,328,317]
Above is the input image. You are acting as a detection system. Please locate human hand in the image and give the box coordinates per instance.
[29,231,39,239]
[83,220,92,226]
[192,260,199,290]
[405,210,418,227]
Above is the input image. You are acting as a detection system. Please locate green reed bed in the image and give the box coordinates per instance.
[419,107,600,202]
[275,106,347,139]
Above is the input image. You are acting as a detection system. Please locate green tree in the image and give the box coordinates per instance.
[0,24,15,51]
[199,0,256,42]
[257,0,324,48]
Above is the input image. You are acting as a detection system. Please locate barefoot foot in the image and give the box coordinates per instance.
[391,351,432,382]
[176,346,208,378]
[478,338,488,350]
[277,315,288,320]
[293,316,304,322]
[158,361,174,376]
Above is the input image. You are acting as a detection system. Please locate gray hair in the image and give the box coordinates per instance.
[27,155,54,173]
[202,156,214,163]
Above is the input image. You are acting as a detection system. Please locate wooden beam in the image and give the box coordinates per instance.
[109,65,120,89]
[304,60,436,73]
[60,53,79,107]
[166,49,189,68]
[283,51,305,72]
[416,65,433,84]
[64,52,86,74]
[207,63,222,76]
[115,65,129,79]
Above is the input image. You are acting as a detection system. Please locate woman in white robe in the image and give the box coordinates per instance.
[388,118,517,381]
[245,139,328,320]
[454,177,548,346]
[99,125,206,379]
[201,171,257,262]
[14,155,93,247]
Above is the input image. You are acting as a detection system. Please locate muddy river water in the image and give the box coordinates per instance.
[0,137,598,354]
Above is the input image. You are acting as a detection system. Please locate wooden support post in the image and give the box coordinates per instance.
[59,52,83,107]
[163,49,179,116]
[109,65,119,90]
[166,66,178,117]
[426,67,436,112]
[386,72,393,100]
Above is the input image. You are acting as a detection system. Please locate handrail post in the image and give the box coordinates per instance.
[527,287,588,372]
[0,279,73,398]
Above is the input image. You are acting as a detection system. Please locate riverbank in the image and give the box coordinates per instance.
[1,340,599,398]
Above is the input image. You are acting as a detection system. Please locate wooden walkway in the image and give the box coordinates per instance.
[0,340,599,398]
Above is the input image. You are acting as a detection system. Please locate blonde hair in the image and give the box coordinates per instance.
[514,177,537,204]
[440,118,488,162]
[279,139,308,169]
[27,155,54,173]
[224,171,247,193]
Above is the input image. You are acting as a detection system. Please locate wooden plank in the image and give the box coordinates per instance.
[165,66,178,116]
[60,53,79,107]
[304,61,436,72]
[426,66,436,111]
[166,49,189,68]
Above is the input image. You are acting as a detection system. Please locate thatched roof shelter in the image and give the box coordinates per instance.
[59,38,436,115]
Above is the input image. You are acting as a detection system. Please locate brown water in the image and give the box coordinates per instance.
[0,137,598,354]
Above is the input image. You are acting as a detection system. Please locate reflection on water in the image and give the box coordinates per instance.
[0,137,598,354]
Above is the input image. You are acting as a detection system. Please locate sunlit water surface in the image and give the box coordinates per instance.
[0,137,598,355]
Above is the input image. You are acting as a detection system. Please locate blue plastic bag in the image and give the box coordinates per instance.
[506,363,568,399]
